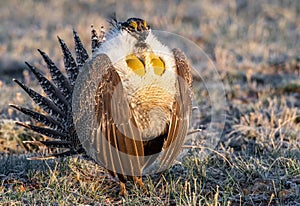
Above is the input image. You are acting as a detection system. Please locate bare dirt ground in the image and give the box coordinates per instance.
[0,0,300,205]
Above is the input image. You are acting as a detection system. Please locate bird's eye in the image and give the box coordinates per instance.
[129,21,138,30]
[126,54,145,76]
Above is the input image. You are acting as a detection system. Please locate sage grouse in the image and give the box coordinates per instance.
[11,17,193,195]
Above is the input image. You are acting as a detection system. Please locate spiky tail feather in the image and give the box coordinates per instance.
[11,28,100,159]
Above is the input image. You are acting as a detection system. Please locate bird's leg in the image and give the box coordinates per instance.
[116,173,128,196]
[119,182,127,196]
[133,176,147,193]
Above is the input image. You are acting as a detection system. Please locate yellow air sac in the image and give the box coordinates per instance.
[150,54,165,76]
[126,55,145,77]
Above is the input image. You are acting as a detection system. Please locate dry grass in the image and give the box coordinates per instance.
[0,0,300,205]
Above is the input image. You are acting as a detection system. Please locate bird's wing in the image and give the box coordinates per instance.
[73,53,144,177]
[158,48,193,171]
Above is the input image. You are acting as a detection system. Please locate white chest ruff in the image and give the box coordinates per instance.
[95,31,178,139]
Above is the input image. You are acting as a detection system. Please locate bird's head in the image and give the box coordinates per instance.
[120,18,150,34]
[108,17,150,41]
[120,18,150,42]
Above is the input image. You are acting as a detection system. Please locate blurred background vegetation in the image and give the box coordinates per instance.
[0,0,299,204]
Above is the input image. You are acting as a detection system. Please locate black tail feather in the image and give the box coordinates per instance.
[16,122,69,140]
[73,30,89,67]
[9,104,65,132]
[13,79,65,121]
[23,140,73,148]
[25,62,68,111]
[57,36,79,88]
[37,49,72,101]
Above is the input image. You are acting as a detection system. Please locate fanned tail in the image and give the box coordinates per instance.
[11,29,103,159]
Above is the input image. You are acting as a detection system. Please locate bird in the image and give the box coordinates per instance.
[11,17,193,196]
